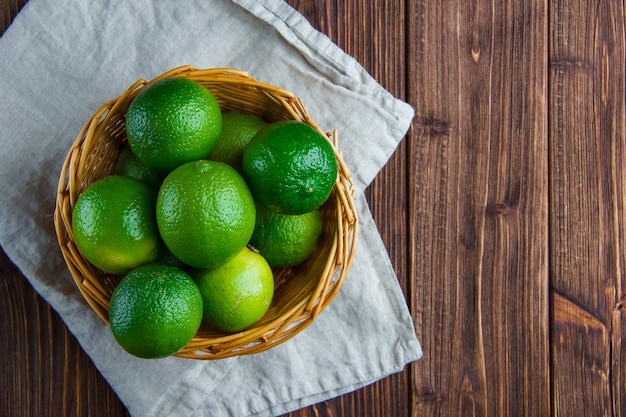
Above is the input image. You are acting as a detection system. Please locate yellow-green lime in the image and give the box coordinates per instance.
[109,263,203,359]
[156,160,256,269]
[190,247,274,333]
[249,202,323,268]
[242,120,337,215]
[115,142,166,190]
[209,110,267,173]
[72,175,164,275]
[126,77,222,172]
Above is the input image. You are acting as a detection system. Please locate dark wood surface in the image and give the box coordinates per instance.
[2,0,625,415]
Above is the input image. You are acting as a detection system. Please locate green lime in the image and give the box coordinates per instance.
[109,263,203,359]
[209,110,267,174]
[126,77,222,172]
[190,247,274,333]
[242,120,337,215]
[156,160,256,269]
[72,175,164,275]
[115,142,166,190]
[249,202,323,268]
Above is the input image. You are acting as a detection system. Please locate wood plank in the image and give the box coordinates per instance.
[407,1,550,415]
[549,0,626,415]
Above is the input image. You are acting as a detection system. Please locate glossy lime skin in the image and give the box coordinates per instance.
[72,175,165,275]
[156,160,256,269]
[126,77,222,173]
[109,263,203,359]
[242,120,338,215]
[249,202,323,268]
[190,247,274,333]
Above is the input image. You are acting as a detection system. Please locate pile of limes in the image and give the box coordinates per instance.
[71,77,337,359]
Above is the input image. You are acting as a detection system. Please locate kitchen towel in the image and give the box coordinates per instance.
[0,0,422,416]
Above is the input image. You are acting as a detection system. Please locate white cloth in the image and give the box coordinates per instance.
[0,0,422,416]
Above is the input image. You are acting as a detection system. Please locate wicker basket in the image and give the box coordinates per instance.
[54,65,358,359]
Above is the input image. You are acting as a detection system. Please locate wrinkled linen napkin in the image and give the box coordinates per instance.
[0,0,422,415]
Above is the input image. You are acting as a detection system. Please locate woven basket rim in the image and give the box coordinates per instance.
[53,65,358,359]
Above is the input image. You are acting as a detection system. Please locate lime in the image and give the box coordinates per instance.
[190,247,274,333]
[109,263,203,359]
[115,142,166,190]
[126,77,222,172]
[209,110,267,173]
[72,175,164,275]
[242,120,337,215]
[249,202,323,268]
[156,160,256,269]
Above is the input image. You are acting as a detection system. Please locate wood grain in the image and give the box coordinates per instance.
[408,1,549,415]
[549,0,626,415]
[0,0,24,33]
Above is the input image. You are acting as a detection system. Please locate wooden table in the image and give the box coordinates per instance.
[2,0,624,415]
